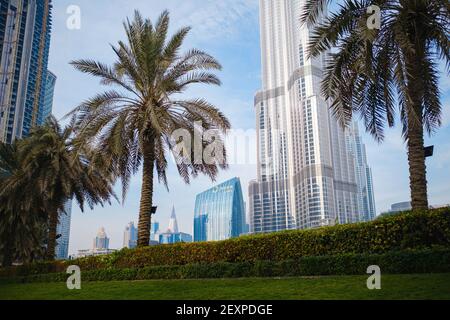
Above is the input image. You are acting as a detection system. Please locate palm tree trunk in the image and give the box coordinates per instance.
[406,111,429,210]
[405,46,429,211]
[46,210,58,261]
[137,142,155,247]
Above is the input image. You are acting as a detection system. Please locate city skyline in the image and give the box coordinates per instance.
[30,0,450,254]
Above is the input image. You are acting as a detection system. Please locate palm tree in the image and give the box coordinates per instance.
[302,0,449,210]
[1,116,117,260]
[0,142,48,266]
[69,10,230,247]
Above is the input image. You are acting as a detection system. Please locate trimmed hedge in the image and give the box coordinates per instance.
[4,248,450,284]
[76,208,450,271]
[1,208,449,278]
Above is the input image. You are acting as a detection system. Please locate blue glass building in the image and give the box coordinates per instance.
[0,0,53,143]
[194,177,246,242]
[159,232,192,245]
[55,200,71,260]
[40,70,56,121]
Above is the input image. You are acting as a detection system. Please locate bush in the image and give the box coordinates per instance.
[1,208,449,278]
[89,208,450,270]
[5,248,450,284]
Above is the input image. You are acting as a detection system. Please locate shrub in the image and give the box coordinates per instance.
[1,208,449,278]
[5,248,450,284]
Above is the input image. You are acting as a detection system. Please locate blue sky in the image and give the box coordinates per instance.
[47,0,450,254]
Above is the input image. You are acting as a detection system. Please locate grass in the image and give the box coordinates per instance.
[1,274,450,300]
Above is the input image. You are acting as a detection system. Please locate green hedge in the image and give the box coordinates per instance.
[76,209,450,271]
[1,208,449,278]
[5,248,450,284]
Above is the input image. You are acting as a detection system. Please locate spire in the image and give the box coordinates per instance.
[168,206,179,234]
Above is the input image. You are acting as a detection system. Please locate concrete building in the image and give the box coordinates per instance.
[249,0,365,233]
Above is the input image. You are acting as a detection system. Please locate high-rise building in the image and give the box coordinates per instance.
[249,0,362,234]
[345,122,376,222]
[194,178,246,242]
[150,221,160,242]
[168,206,179,234]
[123,222,137,249]
[41,69,56,121]
[158,207,192,244]
[55,200,71,260]
[93,227,109,250]
[0,0,53,143]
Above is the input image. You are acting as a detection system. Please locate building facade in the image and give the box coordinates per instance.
[150,221,160,242]
[55,200,71,260]
[249,0,362,234]
[41,69,56,121]
[158,207,192,244]
[194,178,246,242]
[0,0,53,143]
[345,122,376,222]
[93,227,109,250]
[123,222,137,249]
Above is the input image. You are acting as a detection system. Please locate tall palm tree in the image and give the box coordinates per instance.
[69,10,230,247]
[1,117,117,260]
[302,0,449,210]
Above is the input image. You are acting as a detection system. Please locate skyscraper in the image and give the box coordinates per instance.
[150,221,160,242]
[159,207,192,244]
[249,0,362,234]
[93,227,109,250]
[41,69,56,121]
[0,0,53,143]
[168,206,179,234]
[123,222,137,249]
[345,122,376,222]
[55,200,71,260]
[194,178,246,242]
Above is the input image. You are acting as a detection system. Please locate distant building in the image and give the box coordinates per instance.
[194,177,246,242]
[55,200,72,260]
[76,248,117,258]
[123,222,137,249]
[159,232,192,244]
[75,227,114,258]
[390,202,412,213]
[345,122,377,222]
[93,227,109,250]
[158,207,192,244]
[0,0,53,143]
[150,222,160,242]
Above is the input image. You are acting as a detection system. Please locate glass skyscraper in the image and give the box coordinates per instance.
[158,207,192,244]
[0,0,53,143]
[123,222,138,249]
[345,122,376,222]
[194,177,246,242]
[94,227,110,250]
[41,69,56,121]
[249,0,369,234]
[55,201,71,260]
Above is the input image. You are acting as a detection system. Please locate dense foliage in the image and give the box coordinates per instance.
[3,248,449,283]
[1,208,449,280]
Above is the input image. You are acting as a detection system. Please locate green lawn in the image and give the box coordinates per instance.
[1,274,450,300]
